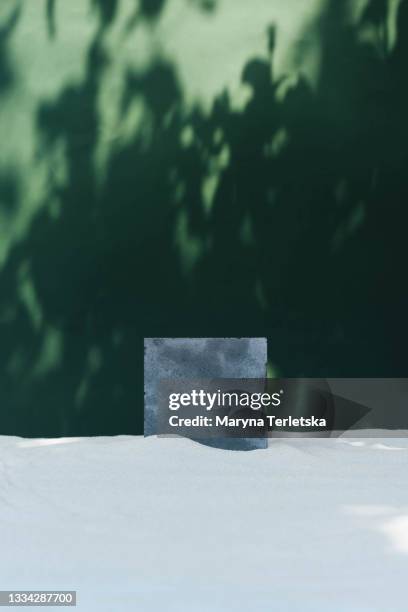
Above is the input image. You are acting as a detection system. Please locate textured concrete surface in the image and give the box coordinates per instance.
[144,337,267,448]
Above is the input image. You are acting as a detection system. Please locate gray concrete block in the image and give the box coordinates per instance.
[144,338,267,450]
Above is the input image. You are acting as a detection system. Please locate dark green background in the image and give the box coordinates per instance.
[0,0,407,436]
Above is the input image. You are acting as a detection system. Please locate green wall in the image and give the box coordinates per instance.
[0,0,407,436]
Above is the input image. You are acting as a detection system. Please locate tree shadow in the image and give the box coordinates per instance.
[0,5,20,93]
[0,0,407,435]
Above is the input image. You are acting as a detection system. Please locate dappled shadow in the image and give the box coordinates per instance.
[0,5,20,94]
[0,0,408,435]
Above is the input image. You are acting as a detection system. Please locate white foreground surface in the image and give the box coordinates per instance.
[0,435,407,611]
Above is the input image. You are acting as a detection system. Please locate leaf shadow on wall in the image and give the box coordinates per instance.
[0,0,407,435]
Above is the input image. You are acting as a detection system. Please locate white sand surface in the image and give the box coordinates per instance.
[0,435,407,610]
